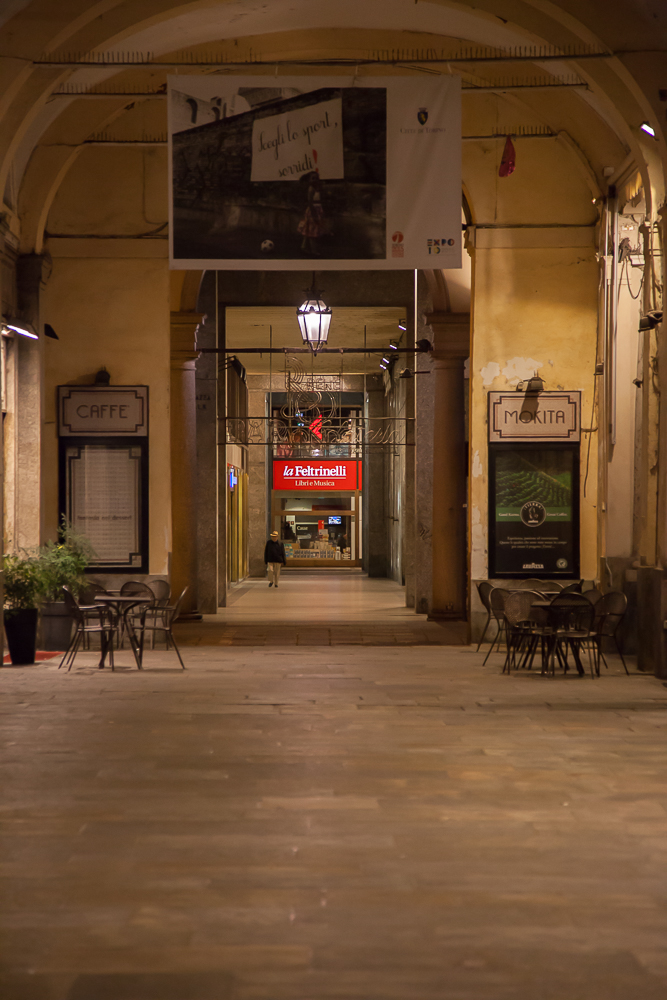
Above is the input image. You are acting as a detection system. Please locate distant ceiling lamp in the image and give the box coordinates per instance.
[1,319,38,340]
[640,121,656,138]
[296,276,332,354]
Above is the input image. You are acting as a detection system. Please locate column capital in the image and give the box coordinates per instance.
[170,310,204,368]
[424,311,470,364]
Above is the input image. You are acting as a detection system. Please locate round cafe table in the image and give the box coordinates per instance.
[94,594,152,669]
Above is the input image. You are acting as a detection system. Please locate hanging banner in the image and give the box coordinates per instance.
[168,75,461,270]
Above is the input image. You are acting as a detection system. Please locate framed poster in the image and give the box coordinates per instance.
[59,439,148,572]
[168,74,461,270]
[489,444,579,578]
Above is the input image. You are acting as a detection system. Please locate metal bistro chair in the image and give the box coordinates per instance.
[77,583,110,649]
[516,578,546,590]
[483,588,511,664]
[146,579,171,649]
[135,586,188,669]
[59,586,118,672]
[539,580,564,593]
[561,582,584,595]
[593,591,629,675]
[583,588,603,606]
[476,581,494,652]
[501,591,544,674]
[546,594,596,677]
[118,581,156,648]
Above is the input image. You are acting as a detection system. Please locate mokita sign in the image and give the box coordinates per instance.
[273,460,360,490]
[488,391,581,442]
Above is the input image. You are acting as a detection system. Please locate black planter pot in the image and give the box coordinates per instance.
[40,601,73,651]
[4,608,38,665]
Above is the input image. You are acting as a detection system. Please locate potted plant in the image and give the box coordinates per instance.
[39,520,95,651]
[3,553,44,664]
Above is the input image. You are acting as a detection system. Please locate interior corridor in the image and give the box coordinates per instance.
[1,639,666,999]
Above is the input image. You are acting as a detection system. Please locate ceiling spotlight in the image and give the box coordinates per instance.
[382,356,391,364]
[1,320,38,340]
[398,319,407,331]
[640,121,656,138]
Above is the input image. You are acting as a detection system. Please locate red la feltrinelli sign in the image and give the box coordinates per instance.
[273,460,361,490]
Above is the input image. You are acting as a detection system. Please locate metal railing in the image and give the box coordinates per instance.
[225,415,414,451]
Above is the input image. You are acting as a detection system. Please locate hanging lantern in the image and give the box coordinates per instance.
[296,281,332,354]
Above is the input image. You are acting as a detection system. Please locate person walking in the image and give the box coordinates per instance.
[264,530,286,588]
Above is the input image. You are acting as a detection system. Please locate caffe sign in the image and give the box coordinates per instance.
[58,386,148,437]
[488,391,580,442]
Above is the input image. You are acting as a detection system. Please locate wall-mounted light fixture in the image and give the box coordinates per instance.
[639,310,663,331]
[398,318,407,332]
[399,368,431,379]
[640,121,657,138]
[1,319,38,340]
[515,373,545,394]
[296,275,332,354]
[44,323,59,340]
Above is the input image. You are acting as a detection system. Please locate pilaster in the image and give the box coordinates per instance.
[13,252,50,550]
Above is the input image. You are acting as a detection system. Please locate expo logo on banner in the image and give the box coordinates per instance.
[273,460,360,491]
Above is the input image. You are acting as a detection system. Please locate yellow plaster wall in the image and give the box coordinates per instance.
[40,255,171,575]
[47,147,167,236]
[469,245,599,582]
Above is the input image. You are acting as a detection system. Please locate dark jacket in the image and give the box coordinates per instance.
[264,539,286,565]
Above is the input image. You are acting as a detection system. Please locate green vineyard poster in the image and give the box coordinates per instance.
[489,446,579,577]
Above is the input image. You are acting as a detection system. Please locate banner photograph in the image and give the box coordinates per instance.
[168,75,461,270]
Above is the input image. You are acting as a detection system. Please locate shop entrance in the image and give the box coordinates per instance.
[273,492,361,566]
[272,458,362,567]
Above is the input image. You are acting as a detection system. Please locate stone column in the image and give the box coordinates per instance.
[247,381,268,578]
[170,310,204,618]
[428,313,470,620]
[413,272,435,614]
[363,374,387,576]
[194,274,219,614]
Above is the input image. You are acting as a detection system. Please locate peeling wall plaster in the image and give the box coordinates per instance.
[502,356,544,384]
[472,450,483,478]
[480,361,500,386]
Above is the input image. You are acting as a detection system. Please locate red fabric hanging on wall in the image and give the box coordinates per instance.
[499,135,516,177]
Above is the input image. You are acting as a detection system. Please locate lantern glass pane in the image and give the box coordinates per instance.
[297,298,331,349]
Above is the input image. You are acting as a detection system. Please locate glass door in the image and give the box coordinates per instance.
[272,491,360,566]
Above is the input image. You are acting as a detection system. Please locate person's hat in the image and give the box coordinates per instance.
[270,531,279,538]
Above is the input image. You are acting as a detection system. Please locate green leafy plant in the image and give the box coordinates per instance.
[38,518,96,602]
[3,554,45,614]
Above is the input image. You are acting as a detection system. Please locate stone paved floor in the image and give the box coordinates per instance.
[1,576,667,999]
[176,572,467,646]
